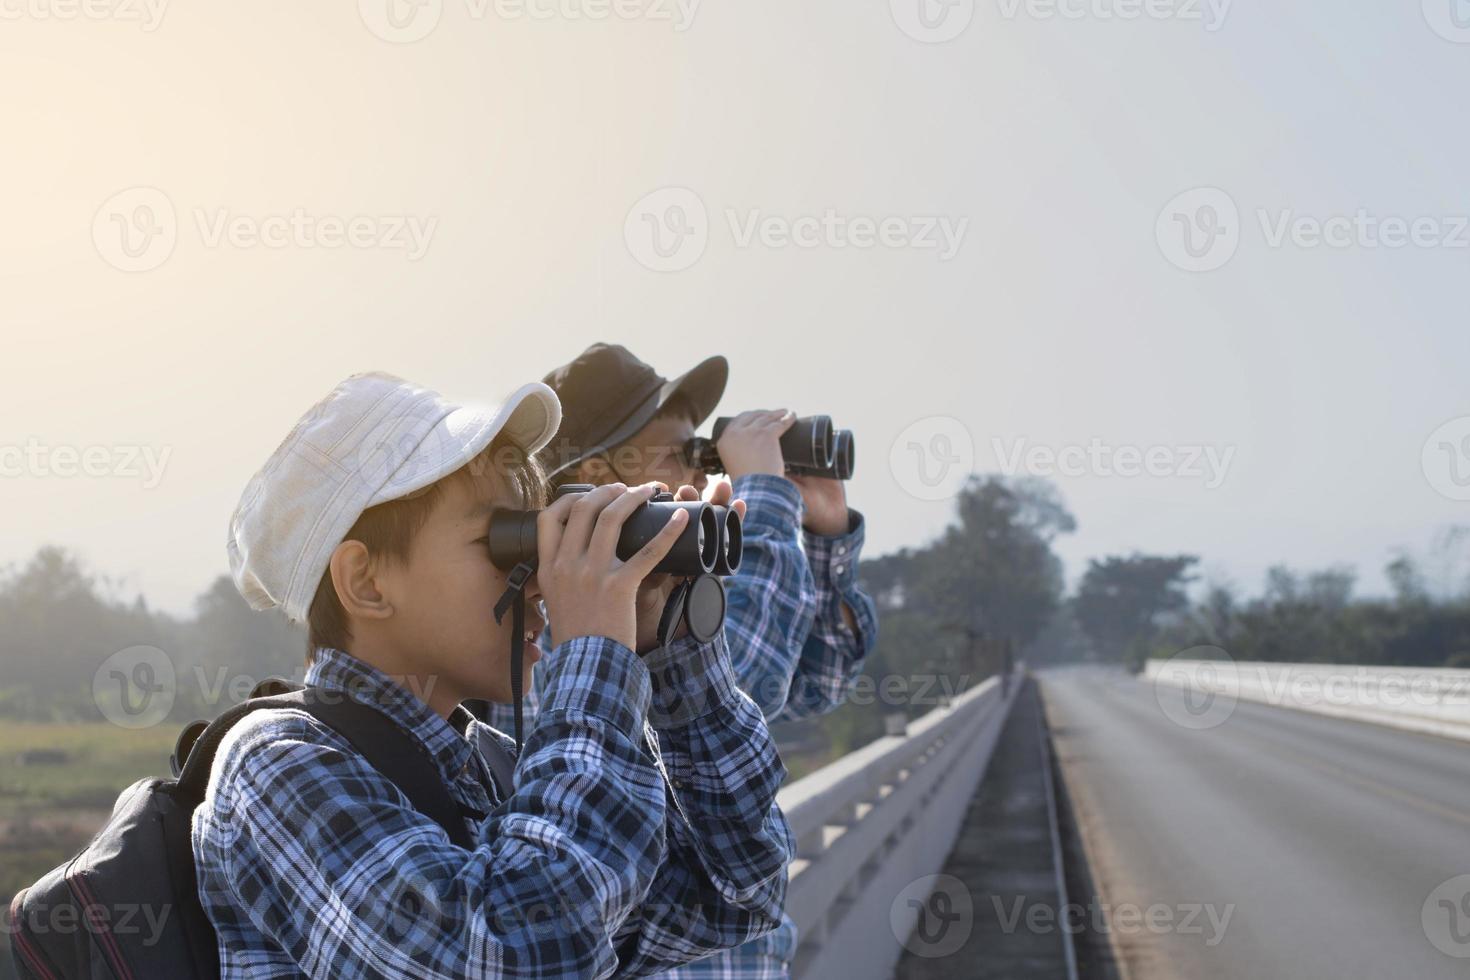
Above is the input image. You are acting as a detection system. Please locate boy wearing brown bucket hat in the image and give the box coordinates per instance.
[475,344,878,979]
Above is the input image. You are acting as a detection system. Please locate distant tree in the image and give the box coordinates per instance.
[1025,600,1093,667]
[178,576,306,716]
[910,475,1075,658]
[1304,566,1355,610]
[857,549,917,613]
[0,551,302,721]
[1386,553,1428,605]
[1148,551,1470,670]
[778,475,1076,761]
[1195,582,1240,647]
[0,547,182,719]
[1073,553,1198,666]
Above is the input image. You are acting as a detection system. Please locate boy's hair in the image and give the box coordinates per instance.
[306,431,547,663]
[547,391,699,491]
[657,391,699,427]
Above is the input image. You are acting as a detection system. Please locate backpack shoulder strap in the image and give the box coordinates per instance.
[176,687,474,850]
[300,695,475,850]
[175,691,304,804]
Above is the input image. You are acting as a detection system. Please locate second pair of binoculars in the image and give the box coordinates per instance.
[489,484,744,578]
[691,414,856,481]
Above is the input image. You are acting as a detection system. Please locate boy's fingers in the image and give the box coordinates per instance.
[535,493,577,566]
[562,483,625,559]
[620,508,688,580]
[674,484,701,501]
[732,498,747,520]
[589,484,656,564]
[734,409,769,429]
[770,410,797,433]
[707,480,733,507]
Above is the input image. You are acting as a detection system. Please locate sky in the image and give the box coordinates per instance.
[2,0,1469,615]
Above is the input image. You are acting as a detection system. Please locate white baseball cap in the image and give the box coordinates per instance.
[227,371,561,624]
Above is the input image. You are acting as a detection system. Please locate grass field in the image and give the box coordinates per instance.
[0,721,178,946]
[1,721,179,977]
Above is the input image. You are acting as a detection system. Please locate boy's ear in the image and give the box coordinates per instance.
[329,540,393,622]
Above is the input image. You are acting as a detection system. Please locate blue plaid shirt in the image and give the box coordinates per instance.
[486,474,879,978]
[193,633,794,978]
[722,474,878,725]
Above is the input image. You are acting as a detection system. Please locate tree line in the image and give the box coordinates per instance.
[3,481,1467,744]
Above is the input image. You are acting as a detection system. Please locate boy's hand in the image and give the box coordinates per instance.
[790,473,850,537]
[633,481,745,653]
[715,409,794,479]
[537,482,689,652]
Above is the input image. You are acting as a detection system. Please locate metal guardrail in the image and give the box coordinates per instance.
[1146,659,1470,741]
[776,669,1023,980]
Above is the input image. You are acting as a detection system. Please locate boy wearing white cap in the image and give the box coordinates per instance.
[195,372,794,979]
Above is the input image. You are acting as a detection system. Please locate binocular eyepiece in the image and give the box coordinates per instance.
[692,414,856,481]
[488,484,744,578]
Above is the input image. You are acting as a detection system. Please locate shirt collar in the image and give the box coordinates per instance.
[306,647,477,784]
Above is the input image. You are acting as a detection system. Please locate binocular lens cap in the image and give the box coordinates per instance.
[683,574,727,644]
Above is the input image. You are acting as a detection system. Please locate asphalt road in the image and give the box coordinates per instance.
[1040,666,1470,980]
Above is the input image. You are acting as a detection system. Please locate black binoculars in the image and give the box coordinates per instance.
[690,415,856,480]
[488,484,744,577]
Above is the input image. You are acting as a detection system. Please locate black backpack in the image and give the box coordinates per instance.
[6,679,487,980]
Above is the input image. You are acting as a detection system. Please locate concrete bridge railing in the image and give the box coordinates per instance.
[775,668,1023,980]
[1146,658,1470,741]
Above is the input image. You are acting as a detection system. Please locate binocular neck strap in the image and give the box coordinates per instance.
[493,559,537,753]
